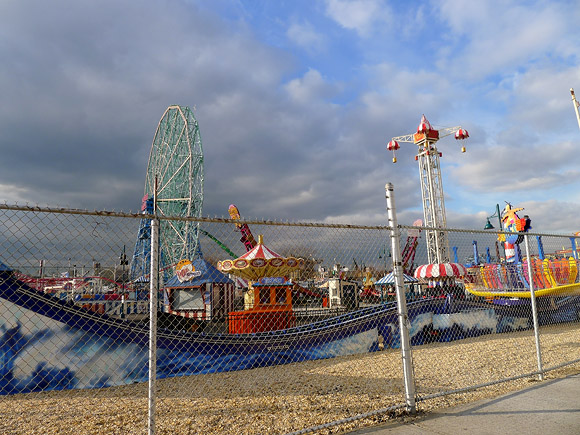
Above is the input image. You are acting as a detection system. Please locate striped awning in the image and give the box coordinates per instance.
[375,272,418,285]
[414,263,467,279]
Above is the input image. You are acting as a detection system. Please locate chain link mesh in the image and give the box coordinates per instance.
[1,205,579,434]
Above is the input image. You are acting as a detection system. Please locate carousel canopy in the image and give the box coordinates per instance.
[217,235,303,281]
[414,263,467,280]
[376,272,418,285]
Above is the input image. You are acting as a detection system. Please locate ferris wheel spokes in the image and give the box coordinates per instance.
[130,105,204,280]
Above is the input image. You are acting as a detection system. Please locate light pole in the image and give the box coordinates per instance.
[484,204,503,231]
[484,204,504,262]
[378,246,391,272]
[120,245,128,291]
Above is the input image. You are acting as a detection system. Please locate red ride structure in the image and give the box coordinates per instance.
[228,204,256,252]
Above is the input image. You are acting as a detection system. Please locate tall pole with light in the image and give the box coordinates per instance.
[378,245,390,273]
[483,204,504,262]
[484,204,503,231]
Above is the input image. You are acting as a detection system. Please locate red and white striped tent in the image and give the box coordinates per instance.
[217,235,303,281]
[414,263,467,280]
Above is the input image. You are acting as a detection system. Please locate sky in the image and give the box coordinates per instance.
[1,0,580,234]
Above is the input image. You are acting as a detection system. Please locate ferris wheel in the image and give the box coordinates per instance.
[144,105,204,271]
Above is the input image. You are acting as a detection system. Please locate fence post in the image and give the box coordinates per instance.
[148,184,160,434]
[523,234,544,381]
[385,183,416,413]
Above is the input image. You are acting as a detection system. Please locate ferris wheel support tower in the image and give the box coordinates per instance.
[387,115,469,264]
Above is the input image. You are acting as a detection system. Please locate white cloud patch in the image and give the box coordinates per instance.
[286,21,326,53]
[450,139,580,194]
[0,184,32,204]
[521,199,580,234]
[505,66,580,132]
[435,0,573,81]
[284,69,338,104]
[324,0,389,37]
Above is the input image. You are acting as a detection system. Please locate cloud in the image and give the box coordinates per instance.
[434,0,574,81]
[450,138,580,197]
[284,69,339,103]
[0,0,290,213]
[286,21,326,53]
[1,0,580,236]
[505,66,580,132]
[324,0,390,37]
[523,199,580,234]
[0,184,32,205]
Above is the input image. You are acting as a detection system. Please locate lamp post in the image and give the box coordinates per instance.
[484,204,503,231]
[484,204,504,262]
[378,246,390,273]
[120,245,128,291]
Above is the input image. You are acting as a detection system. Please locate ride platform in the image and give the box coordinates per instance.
[465,258,580,299]
[465,282,580,299]
[228,283,296,334]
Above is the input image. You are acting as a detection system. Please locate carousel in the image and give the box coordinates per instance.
[217,235,304,333]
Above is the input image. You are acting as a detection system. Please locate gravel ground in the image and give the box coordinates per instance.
[1,322,579,435]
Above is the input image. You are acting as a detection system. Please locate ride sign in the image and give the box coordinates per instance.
[175,259,202,283]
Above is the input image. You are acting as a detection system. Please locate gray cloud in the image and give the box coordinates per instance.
[1,0,580,237]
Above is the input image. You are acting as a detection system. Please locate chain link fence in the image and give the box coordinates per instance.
[1,202,580,434]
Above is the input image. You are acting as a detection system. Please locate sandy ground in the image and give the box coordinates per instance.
[1,322,579,435]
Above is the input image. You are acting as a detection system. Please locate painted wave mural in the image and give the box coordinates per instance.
[0,297,384,395]
[0,298,147,394]
[4,268,571,396]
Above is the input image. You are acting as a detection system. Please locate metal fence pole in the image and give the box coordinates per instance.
[523,234,544,381]
[148,185,160,434]
[385,183,416,413]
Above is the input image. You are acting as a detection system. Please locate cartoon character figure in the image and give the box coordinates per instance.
[499,204,532,263]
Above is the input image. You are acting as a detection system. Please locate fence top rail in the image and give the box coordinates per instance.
[398,224,579,239]
[0,203,390,230]
[0,203,577,238]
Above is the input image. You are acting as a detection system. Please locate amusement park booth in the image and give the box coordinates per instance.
[327,278,359,309]
[228,277,296,334]
[164,258,234,321]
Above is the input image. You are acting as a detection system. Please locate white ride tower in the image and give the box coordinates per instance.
[387,115,469,264]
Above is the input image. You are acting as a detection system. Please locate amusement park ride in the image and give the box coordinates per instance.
[462,88,580,298]
[387,115,469,266]
[126,104,302,332]
[401,219,422,275]
[383,100,580,299]
[228,204,257,252]
[130,105,204,281]
[129,105,257,282]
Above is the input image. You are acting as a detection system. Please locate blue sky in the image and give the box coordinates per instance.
[1,0,580,233]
